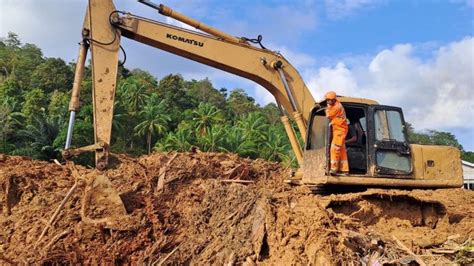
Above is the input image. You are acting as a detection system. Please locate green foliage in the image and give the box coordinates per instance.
[30,58,73,93]
[0,32,44,89]
[428,130,463,150]
[237,112,268,142]
[0,76,21,101]
[219,125,257,157]
[54,118,92,151]
[261,103,281,125]
[155,126,194,152]
[197,125,227,152]
[2,32,21,48]
[21,88,47,123]
[134,94,171,154]
[0,96,24,153]
[260,124,291,162]
[461,151,474,163]
[226,89,259,118]
[118,70,154,113]
[48,90,69,118]
[154,74,193,130]
[156,74,190,112]
[407,123,463,149]
[186,78,226,109]
[192,103,224,136]
[406,122,473,162]
[53,117,94,166]
[17,114,63,160]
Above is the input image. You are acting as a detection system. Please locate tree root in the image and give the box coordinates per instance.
[34,181,79,249]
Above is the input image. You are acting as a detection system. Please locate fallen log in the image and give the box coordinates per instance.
[220,179,254,184]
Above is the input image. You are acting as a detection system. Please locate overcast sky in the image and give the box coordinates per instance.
[1,0,473,150]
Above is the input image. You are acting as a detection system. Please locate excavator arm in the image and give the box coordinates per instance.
[65,0,315,169]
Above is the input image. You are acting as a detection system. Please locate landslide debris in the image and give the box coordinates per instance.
[0,152,473,265]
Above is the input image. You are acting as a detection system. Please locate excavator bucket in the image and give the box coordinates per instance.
[80,171,131,230]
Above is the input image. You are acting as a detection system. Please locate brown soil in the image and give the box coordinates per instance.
[0,152,473,265]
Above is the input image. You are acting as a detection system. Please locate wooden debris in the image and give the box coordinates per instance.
[224,164,249,180]
[34,181,79,249]
[367,251,382,266]
[431,249,457,254]
[0,253,16,264]
[392,235,426,266]
[252,201,266,260]
[156,153,179,193]
[154,244,180,266]
[42,229,71,255]
[226,252,236,266]
[220,179,254,184]
[4,176,14,215]
[137,240,163,265]
[243,256,256,266]
[431,236,473,255]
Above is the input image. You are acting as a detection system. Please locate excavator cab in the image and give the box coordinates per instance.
[302,96,463,189]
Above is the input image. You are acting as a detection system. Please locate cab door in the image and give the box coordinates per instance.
[369,106,413,177]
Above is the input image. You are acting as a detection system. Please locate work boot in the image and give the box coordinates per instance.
[329,170,339,176]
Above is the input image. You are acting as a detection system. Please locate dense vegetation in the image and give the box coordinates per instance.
[1,33,473,166]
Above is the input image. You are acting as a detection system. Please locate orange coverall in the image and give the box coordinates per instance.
[326,100,349,173]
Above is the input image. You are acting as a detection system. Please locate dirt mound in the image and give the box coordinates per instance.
[0,152,473,265]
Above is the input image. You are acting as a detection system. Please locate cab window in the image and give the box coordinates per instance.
[376,151,411,172]
[308,110,327,150]
[374,110,406,142]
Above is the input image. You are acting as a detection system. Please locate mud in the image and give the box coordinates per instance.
[0,152,473,265]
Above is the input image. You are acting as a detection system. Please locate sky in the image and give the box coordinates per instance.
[1,0,473,150]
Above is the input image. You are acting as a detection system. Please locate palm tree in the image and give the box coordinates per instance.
[237,112,268,142]
[197,125,226,152]
[111,100,139,150]
[111,100,127,133]
[17,113,64,159]
[192,103,224,136]
[0,97,23,153]
[259,125,291,163]
[119,78,150,114]
[155,127,194,152]
[134,94,171,154]
[220,125,257,157]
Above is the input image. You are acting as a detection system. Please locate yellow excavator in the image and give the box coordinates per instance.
[64,0,463,191]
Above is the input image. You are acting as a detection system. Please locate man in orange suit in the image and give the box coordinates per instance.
[325,91,349,175]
